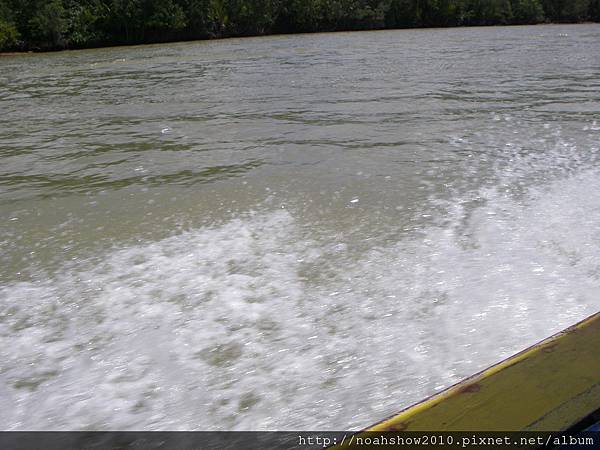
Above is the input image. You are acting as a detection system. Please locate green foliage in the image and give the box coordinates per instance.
[511,0,544,24]
[0,0,19,49]
[460,0,513,25]
[386,0,419,27]
[275,0,324,32]
[64,1,107,47]
[0,18,18,49]
[540,0,592,22]
[590,0,600,21]
[28,0,67,48]
[226,0,276,35]
[0,0,597,52]
[147,1,186,30]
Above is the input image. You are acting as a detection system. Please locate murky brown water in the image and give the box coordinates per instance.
[1,24,599,430]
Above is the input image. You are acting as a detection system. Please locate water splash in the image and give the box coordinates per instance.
[2,157,599,429]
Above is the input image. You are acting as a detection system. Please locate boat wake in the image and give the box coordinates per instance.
[2,131,600,430]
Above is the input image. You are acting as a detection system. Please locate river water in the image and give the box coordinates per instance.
[1,24,599,430]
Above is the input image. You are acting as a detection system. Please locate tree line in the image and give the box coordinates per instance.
[1,0,599,52]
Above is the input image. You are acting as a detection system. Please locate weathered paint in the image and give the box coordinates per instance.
[364,312,600,432]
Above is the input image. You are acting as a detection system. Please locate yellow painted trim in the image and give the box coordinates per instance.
[365,312,600,432]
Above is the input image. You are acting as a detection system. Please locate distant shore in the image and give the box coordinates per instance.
[1,0,598,54]
[0,51,33,56]
[1,21,597,57]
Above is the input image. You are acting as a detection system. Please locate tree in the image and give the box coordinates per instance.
[463,0,513,25]
[226,0,276,35]
[386,0,419,27]
[180,0,213,37]
[511,0,544,24]
[144,0,187,35]
[28,0,67,48]
[274,0,325,33]
[560,0,590,21]
[105,0,142,43]
[590,0,600,21]
[63,0,107,47]
[0,0,19,50]
[540,0,590,22]
[0,0,597,52]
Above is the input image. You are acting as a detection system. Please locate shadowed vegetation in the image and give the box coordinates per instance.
[1,0,598,51]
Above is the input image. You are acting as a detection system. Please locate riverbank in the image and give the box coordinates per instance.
[1,0,598,53]
[0,51,34,56]
[1,21,597,57]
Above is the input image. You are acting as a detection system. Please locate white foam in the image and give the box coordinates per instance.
[2,132,600,430]
[2,165,600,430]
